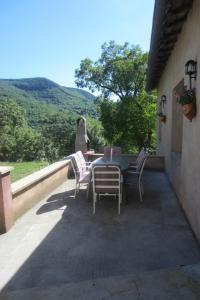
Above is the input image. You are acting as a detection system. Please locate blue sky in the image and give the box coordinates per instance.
[0,0,155,88]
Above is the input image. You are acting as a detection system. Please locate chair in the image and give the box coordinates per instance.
[92,164,122,214]
[69,153,91,198]
[128,148,146,170]
[76,150,91,171]
[125,154,147,202]
[104,147,122,159]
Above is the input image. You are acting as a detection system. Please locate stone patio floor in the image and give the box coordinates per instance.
[0,170,200,299]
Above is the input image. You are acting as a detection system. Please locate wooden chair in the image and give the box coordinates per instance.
[92,164,122,214]
[125,154,147,202]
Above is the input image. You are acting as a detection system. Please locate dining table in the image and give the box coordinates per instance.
[91,155,129,171]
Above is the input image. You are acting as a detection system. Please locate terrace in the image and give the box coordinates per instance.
[0,158,200,299]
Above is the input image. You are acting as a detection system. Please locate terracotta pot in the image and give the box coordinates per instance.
[159,115,166,123]
[182,103,196,122]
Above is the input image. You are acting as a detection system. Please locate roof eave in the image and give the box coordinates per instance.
[146,0,194,91]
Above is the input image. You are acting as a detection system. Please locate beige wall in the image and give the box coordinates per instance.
[156,0,200,240]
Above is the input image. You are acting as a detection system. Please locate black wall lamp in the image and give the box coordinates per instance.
[185,60,197,89]
[161,95,166,107]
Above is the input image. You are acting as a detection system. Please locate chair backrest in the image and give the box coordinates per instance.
[92,164,121,194]
[70,153,84,181]
[104,147,122,158]
[136,155,148,179]
[136,148,146,165]
[76,151,87,173]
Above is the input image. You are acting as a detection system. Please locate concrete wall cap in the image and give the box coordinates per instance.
[11,160,70,195]
[0,166,14,175]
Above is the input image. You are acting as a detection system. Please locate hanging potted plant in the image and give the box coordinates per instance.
[178,89,196,122]
[157,112,166,123]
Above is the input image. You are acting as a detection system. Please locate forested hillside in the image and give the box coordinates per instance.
[0,78,104,161]
[0,78,96,127]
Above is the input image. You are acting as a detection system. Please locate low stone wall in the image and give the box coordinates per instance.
[11,160,71,221]
[0,167,14,233]
[139,155,165,171]
[0,160,71,233]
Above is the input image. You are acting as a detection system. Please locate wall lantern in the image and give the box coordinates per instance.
[161,95,166,107]
[185,60,197,89]
[157,95,167,123]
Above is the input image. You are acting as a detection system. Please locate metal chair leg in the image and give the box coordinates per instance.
[74,180,78,198]
[86,183,90,201]
[118,193,121,214]
[138,179,143,202]
[141,181,144,195]
[93,193,97,214]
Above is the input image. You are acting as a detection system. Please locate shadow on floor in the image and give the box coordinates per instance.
[37,189,75,215]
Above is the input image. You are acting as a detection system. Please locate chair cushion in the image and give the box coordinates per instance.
[79,170,91,183]
[76,151,87,173]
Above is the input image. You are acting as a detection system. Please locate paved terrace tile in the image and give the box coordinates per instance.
[0,171,200,299]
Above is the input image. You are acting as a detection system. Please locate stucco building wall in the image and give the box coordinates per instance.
[156,0,200,240]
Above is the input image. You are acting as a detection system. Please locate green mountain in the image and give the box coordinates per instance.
[0,77,96,128]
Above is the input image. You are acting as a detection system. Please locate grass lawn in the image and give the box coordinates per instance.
[0,161,49,182]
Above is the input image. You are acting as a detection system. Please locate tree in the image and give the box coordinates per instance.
[41,113,75,158]
[0,100,45,161]
[75,41,147,99]
[115,93,156,151]
[86,116,105,152]
[96,94,156,153]
[75,41,156,152]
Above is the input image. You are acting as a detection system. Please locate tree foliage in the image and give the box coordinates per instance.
[0,99,104,162]
[75,41,156,152]
[75,41,148,99]
[86,117,106,152]
[41,113,75,159]
[0,100,44,161]
[97,94,156,152]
